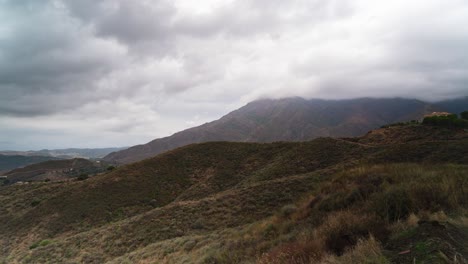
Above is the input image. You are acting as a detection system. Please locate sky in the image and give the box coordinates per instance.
[1,0,468,150]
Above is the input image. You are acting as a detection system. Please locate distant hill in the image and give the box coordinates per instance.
[434,96,468,114]
[104,97,450,164]
[0,147,127,159]
[3,158,108,184]
[0,155,61,173]
[1,124,467,263]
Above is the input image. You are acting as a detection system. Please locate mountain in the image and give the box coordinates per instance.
[2,158,108,184]
[0,154,61,173]
[1,124,467,263]
[104,97,443,164]
[434,96,468,114]
[0,147,127,159]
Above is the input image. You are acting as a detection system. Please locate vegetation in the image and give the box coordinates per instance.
[0,124,467,263]
[29,240,52,250]
[423,113,468,128]
[76,173,89,181]
[461,111,468,120]
[0,178,9,186]
[380,120,419,128]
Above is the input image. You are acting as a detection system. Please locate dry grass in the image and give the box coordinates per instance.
[322,236,389,264]
[1,126,467,263]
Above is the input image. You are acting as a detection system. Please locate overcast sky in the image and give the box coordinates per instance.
[1,0,468,150]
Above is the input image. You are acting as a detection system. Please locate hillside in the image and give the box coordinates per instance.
[105,97,443,164]
[3,158,108,184]
[0,155,61,173]
[0,124,467,263]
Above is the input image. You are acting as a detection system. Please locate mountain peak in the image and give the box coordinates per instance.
[104,97,466,164]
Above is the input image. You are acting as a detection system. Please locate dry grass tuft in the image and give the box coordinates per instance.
[322,236,389,264]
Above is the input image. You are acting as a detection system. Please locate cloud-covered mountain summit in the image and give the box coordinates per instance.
[1,0,468,150]
[104,97,467,164]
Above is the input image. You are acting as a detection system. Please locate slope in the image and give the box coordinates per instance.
[0,124,467,263]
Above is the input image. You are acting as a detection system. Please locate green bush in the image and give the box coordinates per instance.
[422,114,468,128]
[461,111,468,120]
[29,239,52,249]
[1,178,9,186]
[77,173,89,181]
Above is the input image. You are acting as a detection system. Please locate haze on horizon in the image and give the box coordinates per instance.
[1,0,468,150]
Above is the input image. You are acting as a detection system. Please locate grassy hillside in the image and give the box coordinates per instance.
[0,125,467,263]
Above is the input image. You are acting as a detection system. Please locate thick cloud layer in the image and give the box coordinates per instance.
[0,0,467,150]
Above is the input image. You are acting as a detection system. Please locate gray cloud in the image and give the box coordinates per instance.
[64,0,176,45]
[0,0,467,149]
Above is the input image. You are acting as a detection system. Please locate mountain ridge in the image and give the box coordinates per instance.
[105,97,465,164]
[0,147,127,159]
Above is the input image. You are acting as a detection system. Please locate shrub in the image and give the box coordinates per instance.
[381,120,420,128]
[410,183,450,212]
[107,166,115,171]
[183,239,197,251]
[31,200,41,207]
[77,173,89,181]
[279,204,298,218]
[323,236,390,264]
[373,187,412,223]
[29,240,52,249]
[191,218,205,230]
[422,114,468,128]
[315,211,388,255]
[461,111,468,120]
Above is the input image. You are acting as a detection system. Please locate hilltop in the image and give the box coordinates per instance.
[0,155,61,174]
[105,97,448,164]
[0,147,126,175]
[2,158,108,185]
[0,124,467,263]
